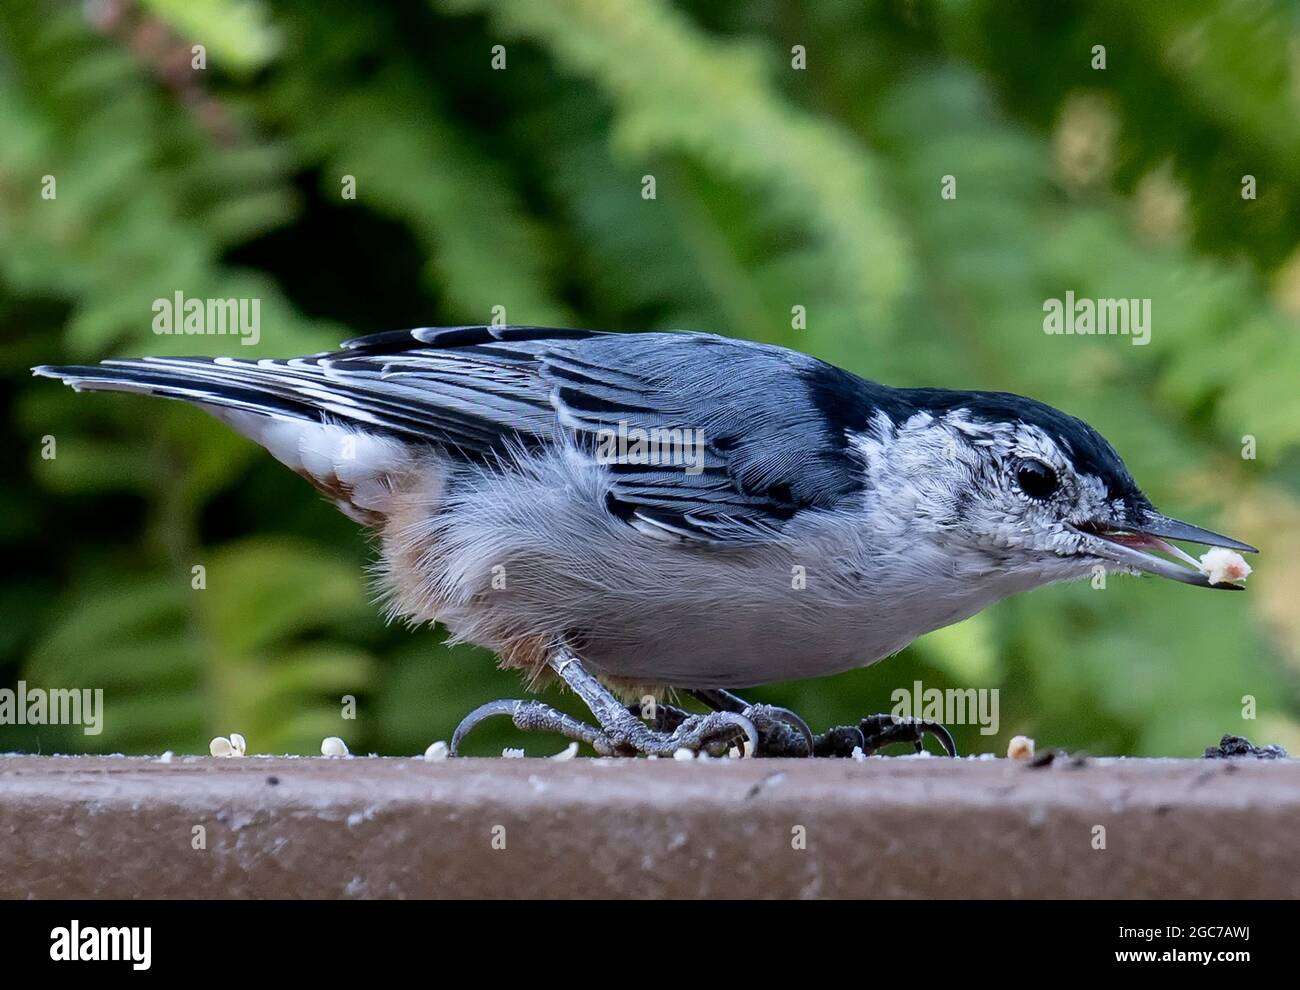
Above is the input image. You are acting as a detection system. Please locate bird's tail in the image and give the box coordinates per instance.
[32,357,359,429]
[34,326,596,447]
[32,342,560,485]
[32,328,589,521]
[33,356,439,524]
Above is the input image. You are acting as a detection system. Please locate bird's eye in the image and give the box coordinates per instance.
[1015,459,1059,499]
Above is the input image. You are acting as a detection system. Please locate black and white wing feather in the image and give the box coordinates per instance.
[35,326,879,543]
[537,332,875,541]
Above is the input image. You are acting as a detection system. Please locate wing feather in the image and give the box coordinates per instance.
[36,325,875,543]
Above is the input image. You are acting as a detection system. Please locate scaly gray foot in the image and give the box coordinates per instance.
[451,649,759,757]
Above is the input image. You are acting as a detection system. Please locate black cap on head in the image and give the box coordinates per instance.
[901,388,1146,504]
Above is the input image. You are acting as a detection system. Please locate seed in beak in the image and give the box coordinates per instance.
[1198,548,1252,586]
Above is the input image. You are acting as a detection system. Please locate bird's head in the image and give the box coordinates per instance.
[852,389,1256,591]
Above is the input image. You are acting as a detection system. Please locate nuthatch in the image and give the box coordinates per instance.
[36,326,1257,758]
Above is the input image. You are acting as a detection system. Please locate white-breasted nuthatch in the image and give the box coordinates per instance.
[35,326,1257,758]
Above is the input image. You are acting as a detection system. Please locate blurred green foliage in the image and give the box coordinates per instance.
[1,0,1298,757]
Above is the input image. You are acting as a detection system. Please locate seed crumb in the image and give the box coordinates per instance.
[1198,548,1252,586]
[549,741,579,760]
[1008,735,1036,761]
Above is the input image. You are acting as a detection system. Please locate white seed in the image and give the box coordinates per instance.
[158,750,174,764]
[423,740,450,762]
[672,747,695,761]
[1198,547,1252,586]
[321,736,349,757]
[229,732,247,757]
[1008,735,1036,761]
[209,736,234,758]
[549,742,579,761]
[501,747,525,758]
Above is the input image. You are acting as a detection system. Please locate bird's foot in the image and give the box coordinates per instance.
[451,651,759,758]
[613,697,760,756]
[451,660,954,759]
[689,689,815,757]
[451,698,756,757]
[812,714,958,758]
[451,699,610,755]
[625,699,692,733]
[691,689,957,758]
[626,710,759,757]
[737,704,818,757]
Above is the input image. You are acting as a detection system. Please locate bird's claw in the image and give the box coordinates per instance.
[651,710,759,758]
[451,651,951,760]
[811,713,958,758]
[625,699,692,733]
[451,698,610,756]
[740,703,818,757]
[451,696,759,758]
[721,700,958,758]
[688,689,815,757]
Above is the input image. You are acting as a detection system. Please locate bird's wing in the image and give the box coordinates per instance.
[33,325,599,460]
[538,331,876,542]
[35,326,879,543]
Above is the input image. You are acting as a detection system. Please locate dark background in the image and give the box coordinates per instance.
[1,0,1297,757]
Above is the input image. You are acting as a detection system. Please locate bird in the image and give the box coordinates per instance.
[34,325,1257,758]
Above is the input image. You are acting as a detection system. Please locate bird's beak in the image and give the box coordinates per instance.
[1072,509,1257,590]
[1133,512,1257,554]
